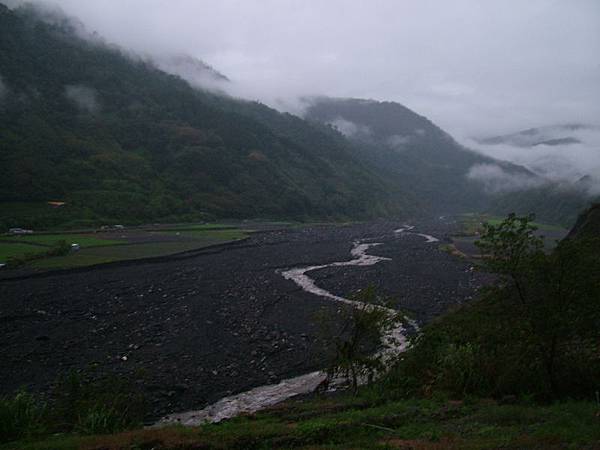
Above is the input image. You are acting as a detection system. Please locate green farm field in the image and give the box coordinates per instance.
[0,227,249,270]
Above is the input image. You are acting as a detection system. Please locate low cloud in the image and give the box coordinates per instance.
[467,163,544,193]
[8,0,104,44]
[462,126,600,195]
[23,0,598,139]
[387,134,411,150]
[64,84,100,113]
[5,0,599,144]
[328,117,370,138]
[151,53,230,93]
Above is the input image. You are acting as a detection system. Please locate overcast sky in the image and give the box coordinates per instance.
[14,0,600,138]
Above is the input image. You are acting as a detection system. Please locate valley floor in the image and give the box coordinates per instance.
[0,219,492,421]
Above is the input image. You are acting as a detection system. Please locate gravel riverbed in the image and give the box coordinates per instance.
[0,219,493,420]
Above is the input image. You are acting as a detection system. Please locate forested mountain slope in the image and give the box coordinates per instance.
[567,203,600,239]
[305,97,506,213]
[305,98,596,226]
[0,4,413,227]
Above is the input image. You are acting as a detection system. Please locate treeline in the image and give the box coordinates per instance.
[382,213,600,401]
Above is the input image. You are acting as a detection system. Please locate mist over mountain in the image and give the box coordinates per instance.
[0,2,597,229]
[465,124,600,197]
[0,3,419,226]
[304,98,598,225]
[7,0,596,140]
[477,124,592,147]
[304,97,499,213]
[150,54,230,94]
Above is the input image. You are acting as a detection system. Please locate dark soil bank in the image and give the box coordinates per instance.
[0,219,492,419]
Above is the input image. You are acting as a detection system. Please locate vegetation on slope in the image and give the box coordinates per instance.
[488,186,593,228]
[305,97,496,214]
[389,214,599,400]
[567,203,600,239]
[0,3,411,230]
[305,97,598,227]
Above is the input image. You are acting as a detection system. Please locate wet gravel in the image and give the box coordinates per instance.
[0,219,493,420]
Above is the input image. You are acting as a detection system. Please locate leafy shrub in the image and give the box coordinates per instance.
[0,391,45,442]
[435,342,485,395]
[46,239,71,257]
[6,239,72,267]
[75,406,131,435]
[49,372,146,435]
[317,286,401,393]
[0,373,146,443]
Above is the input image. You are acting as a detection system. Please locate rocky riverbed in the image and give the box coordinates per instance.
[0,219,493,420]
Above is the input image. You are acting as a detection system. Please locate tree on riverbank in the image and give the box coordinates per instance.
[476,213,600,397]
[318,287,401,393]
[382,213,600,400]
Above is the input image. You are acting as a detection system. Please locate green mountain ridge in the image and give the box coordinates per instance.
[0,3,413,227]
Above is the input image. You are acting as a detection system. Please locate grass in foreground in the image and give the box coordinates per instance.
[158,223,240,231]
[3,395,598,450]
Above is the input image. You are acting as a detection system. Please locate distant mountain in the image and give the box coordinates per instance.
[533,137,581,147]
[477,124,597,148]
[304,97,529,214]
[472,124,600,223]
[305,99,598,226]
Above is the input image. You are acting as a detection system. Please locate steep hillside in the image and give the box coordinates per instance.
[304,97,521,213]
[305,98,598,226]
[486,185,591,227]
[567,203,600,239]
[0,4,412,228]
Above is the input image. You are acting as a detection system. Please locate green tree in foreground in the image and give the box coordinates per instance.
[476,213,600,396]
[318,287,401,393]
[384,213,599,401]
